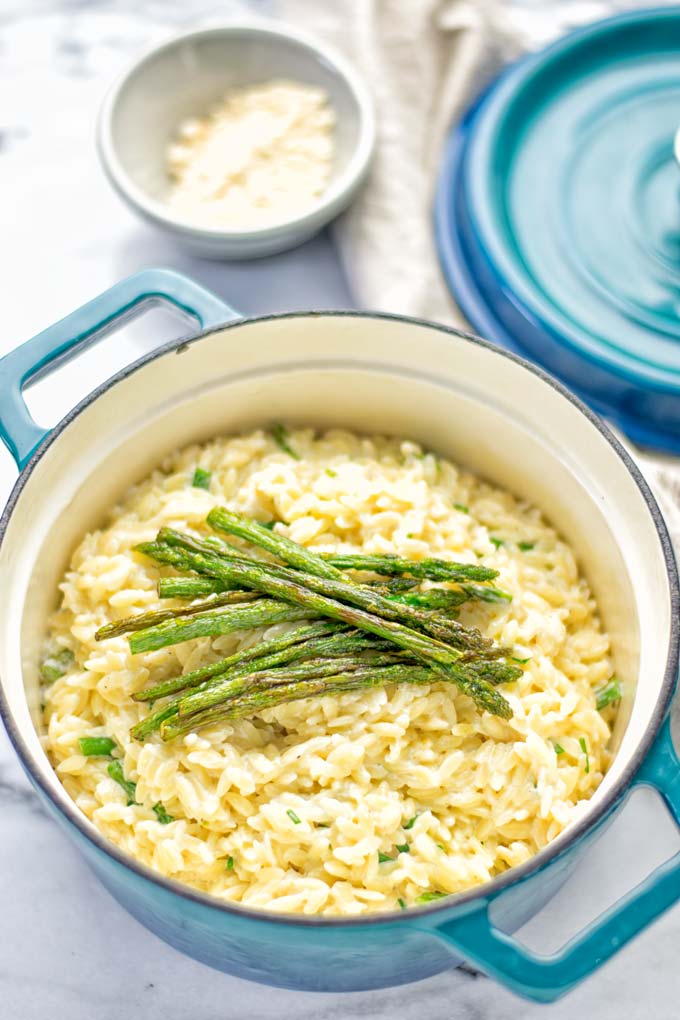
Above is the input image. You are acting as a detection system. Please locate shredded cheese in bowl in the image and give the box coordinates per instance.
[166,80,335,230]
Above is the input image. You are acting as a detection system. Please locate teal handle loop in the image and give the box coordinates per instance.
[0,268,239,469]
[433,716,680,1002]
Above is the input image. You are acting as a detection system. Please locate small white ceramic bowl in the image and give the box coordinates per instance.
[97,22,375,259]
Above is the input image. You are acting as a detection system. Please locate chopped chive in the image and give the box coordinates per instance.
[316,822,330,829]
[378,851,394,863]
[226,855,235,870]
[191,467,212,490]
[325,468,337,478]
[553,741,565,755]
[490,537,504,549]
[395,844,410,854]
[518,541,535,551]
[261,521,278,531]
[416,891,447,904]
[398,897,407,910]
[511,656,531,665]
[469,585,512,604]
[78,736,116,757]
[107,760,137,805]
[406,533,416,539]
[436,843,447,852]
[286,809,301,825]
[596,677,622,711]
[152,802,174,824]
[453,503,469,514]
[579,737,590,773]
[404,814,419,830]
[414,451,439,470]
[272,424,299,460]
[40,648,74,683]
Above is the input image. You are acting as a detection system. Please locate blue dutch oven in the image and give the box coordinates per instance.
[436,6,680,454]
[0,268,679,1002]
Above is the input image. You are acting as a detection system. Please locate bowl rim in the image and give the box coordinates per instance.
[96,19,376,240]
[1,309,678,929]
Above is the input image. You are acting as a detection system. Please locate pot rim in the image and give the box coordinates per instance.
[1,308,678,928]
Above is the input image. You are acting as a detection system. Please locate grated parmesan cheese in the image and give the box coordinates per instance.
[166,79,335,230]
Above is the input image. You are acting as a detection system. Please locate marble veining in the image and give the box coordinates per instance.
[2,2,680,1016]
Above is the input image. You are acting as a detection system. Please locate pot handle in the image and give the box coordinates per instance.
[431,715,680,1002]
[0,268,239,469]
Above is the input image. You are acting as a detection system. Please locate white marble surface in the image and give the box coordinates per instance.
[2,3,680,1017]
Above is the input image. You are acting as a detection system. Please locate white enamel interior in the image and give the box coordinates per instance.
[0,314,674,856]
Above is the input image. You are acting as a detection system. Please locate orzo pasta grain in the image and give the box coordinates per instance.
[42,428,614,915]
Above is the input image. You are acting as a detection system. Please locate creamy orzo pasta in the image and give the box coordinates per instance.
[41,428,615,915]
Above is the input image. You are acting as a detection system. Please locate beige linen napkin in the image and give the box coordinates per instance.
[280,0,680,549]
[280,0,631,323]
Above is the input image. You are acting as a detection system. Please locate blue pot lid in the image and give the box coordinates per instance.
[436,6,680,452]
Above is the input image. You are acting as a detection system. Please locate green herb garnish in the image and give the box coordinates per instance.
[78,736,116,758]
[191,467,212,490]
[518,541,535,551]
[469,585,513,604]
[398,897,407,910]
[490,537,504,549]
[453,503,469,514]
[553,741,565,755]
[316,822,330,828]
[416,891,447,904]
[272,424,299,460]
[436,843,447,852]
[325,468,337,478]
[286,809,302,825]
[378,851,393,863]
[226,856,235,870]
[404,814,419,830]
[261,521,278,531]
[511,656,531,665]
[40,648,74,683]
[579,737,590,773]
[107,760,137,805]
[152,802,173,824]
[414,451,440,472]
[395,844,410,854]
[595,677,621,711]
